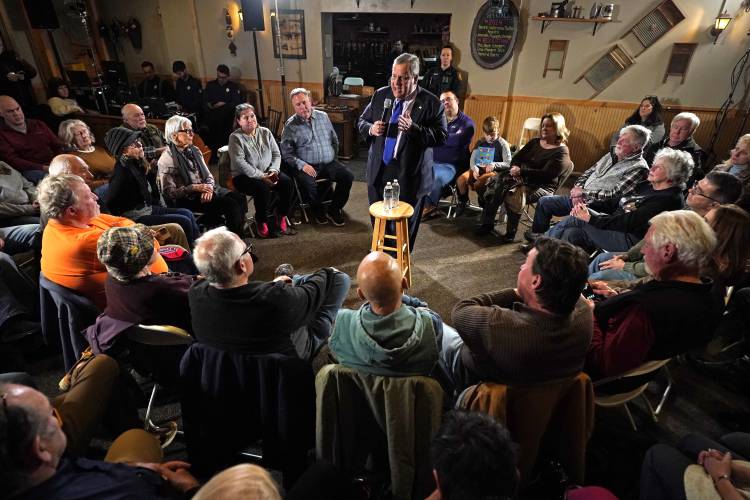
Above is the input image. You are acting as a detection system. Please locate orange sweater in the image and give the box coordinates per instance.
[41,214,169,309]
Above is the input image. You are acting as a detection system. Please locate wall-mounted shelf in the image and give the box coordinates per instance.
[530,16,611,36]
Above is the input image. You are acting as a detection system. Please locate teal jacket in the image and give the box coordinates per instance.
[329,300,442,377]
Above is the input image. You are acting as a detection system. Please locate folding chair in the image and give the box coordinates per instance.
[291,175,333,223]
[520,161,575,228]
[593,359,673,431]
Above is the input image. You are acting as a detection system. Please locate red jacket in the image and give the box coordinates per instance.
[0,119,62,171]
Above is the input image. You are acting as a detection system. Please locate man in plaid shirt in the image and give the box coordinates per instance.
[280,88,353,226]
[525,124,651,240]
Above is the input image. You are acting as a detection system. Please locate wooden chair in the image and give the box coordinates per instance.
[267,108,283,140]
[193,132,213,165]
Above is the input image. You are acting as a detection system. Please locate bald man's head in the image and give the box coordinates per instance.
[121,103,147,130]
[357,251,405,312]
[0,95,25,127]
[49,154,93,180]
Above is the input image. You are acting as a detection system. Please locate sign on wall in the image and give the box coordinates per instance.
[470,0,520,69]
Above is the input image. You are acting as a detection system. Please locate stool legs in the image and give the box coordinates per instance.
[370,216,412,287]
[371,216,386,252]
[397,218,412,287]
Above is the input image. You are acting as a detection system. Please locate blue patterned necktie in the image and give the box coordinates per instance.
[382,99,403,165]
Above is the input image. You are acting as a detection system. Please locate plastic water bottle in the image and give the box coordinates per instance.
[392,179,400,208]
[383,182,393,211]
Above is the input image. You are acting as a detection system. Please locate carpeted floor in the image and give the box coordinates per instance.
[252,179,527,323]
[19,158,750,499]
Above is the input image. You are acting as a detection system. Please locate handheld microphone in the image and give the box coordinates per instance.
[380,98,392,122]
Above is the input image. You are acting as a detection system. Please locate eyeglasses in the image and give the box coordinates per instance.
[390,75,413,83]
[236,242,258,264]
[689,181,720,204]
[178,129,194,135]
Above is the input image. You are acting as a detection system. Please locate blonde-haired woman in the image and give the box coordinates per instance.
[477,112,572,243]
[712,133,750,211]
[193,464,281,500]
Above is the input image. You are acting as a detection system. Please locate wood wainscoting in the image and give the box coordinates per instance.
[464,94,748,174]
[125,74,746,173]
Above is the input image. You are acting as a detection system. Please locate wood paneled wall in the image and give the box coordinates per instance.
[464,95,748,174]
[132,73,746,172]
[241,80,325,121]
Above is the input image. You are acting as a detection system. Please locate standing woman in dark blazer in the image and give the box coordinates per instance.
[104,126,200,246]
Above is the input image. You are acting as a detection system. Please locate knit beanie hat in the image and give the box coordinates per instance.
[97,224,155,281]
[104,126,141,157]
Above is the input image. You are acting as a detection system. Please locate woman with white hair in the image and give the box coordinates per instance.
[585,209,724,379]
[157,115,248,237]
[548,147,689,253]
[711,133,750,211]
[58,119,115,178]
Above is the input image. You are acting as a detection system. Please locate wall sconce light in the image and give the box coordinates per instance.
[238,9,243,24]
[711,10,732,43]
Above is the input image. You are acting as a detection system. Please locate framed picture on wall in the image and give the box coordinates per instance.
[270,9,306,59]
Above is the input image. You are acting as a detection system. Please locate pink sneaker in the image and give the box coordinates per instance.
[258,222,270,238]
[279,217,297,235]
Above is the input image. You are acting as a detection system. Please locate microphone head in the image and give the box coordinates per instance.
[383,98,392,110]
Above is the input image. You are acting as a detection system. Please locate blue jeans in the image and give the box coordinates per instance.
[0,224,39,255]
[136,206,201,246]
[291,270,351,360]
[531,195,573,233]
[545,216,637,253]
[427,162,456,205]
[21,169,46,184]
[588,252,637,281]
[94,183,109,204]
[439,324,477,393]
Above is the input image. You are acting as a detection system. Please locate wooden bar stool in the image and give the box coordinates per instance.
[369,201,414,286]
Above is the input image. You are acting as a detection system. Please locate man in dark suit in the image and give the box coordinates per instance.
[358,53,447,249]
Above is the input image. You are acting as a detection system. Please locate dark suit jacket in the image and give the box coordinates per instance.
[358,86,447,203]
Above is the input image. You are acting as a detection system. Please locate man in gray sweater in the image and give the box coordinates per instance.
[441,237,593,391]
[524,124,651,242]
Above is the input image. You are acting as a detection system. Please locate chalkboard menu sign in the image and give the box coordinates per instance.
[470,0,520,69]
